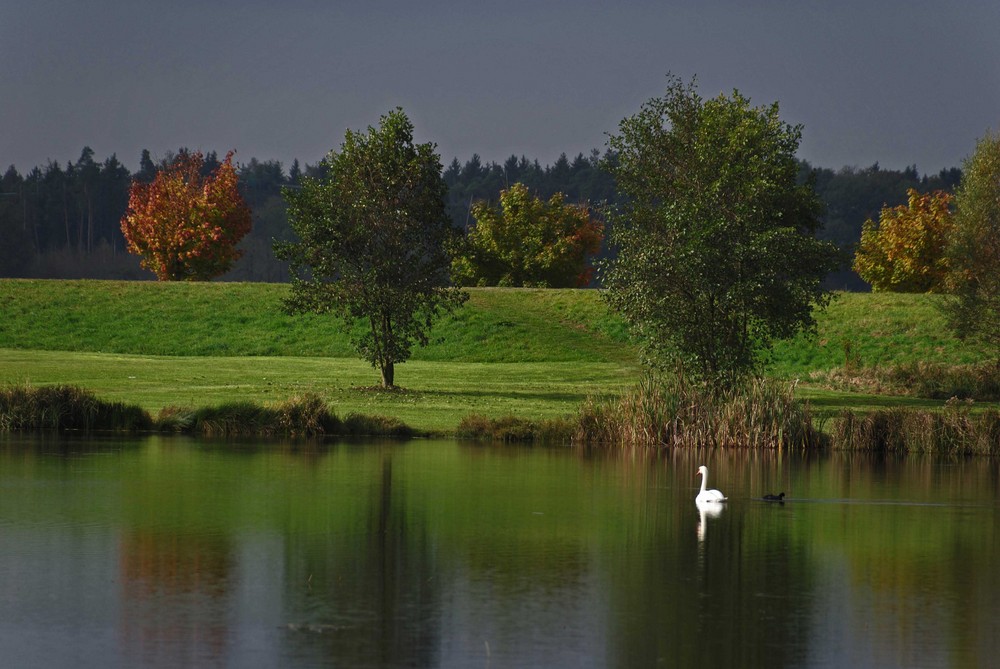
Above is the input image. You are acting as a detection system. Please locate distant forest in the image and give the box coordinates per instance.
[0,146,962,289]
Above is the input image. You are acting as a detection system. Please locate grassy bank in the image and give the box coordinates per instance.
[769,291,993,374]
[0,280,633,363]
[1,280,997,437]
[2,280,991,371]
[0,349,634,434]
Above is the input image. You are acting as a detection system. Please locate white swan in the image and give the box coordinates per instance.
[696,465,727,503]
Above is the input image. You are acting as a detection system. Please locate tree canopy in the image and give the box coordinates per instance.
[602,75,841,383]
[120,151,251,280]
[276,108,466,388]
[853,188,954,292]
[943,131,1000,351]
[452,182,603,287]
[0,137,962,285]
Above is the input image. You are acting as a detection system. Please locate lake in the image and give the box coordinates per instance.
[0,434,996,668]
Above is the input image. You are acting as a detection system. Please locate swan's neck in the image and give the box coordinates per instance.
[699,473,708,494]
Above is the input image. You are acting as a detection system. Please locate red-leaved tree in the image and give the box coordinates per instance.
[121,151,251,280]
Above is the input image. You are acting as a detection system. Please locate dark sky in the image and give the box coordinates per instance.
[4,1,999,174]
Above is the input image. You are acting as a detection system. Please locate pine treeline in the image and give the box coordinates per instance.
[0,147,962,286]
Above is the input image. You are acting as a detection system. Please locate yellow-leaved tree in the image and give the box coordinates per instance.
[452,182,603,288]
[853,188,954,292]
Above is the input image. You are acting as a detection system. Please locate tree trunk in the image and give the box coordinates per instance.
[380,361,394,388]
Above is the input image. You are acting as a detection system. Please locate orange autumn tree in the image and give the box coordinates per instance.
[853,188,954,292]
[452,182,603,287]
[121,151,251,280]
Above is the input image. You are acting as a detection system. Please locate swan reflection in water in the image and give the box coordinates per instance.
[696,498,724,542]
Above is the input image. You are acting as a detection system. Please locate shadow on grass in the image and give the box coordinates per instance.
[414,388,590,403]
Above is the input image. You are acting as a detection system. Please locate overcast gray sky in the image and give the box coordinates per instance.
[3,1,999,174]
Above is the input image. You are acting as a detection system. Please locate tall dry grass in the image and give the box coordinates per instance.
[169,394,417,438]
[2,385,414,439]
[183,393,340,438]
[455,414,577,443]
[809,360,1000,401]
[832,399,1000,455]
[576,375,826,449]
[0,383,152,432]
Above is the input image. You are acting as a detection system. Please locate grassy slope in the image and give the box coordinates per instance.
[0,280,633,363]
[0,280,639,432]
[769,291,992,375]
[0,280,994,432]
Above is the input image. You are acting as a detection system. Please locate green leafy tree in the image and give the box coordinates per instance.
[276,109,466,388]
[452,182,603,287]
[943,131,1000,351]
[602,75,840,383]
[853,188,954,292]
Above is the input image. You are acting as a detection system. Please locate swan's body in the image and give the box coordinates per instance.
[695,465,727,503]
[762,492,785,502]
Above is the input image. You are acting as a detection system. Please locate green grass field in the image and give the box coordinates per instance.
[769,291,992,374]
[1,280,995,433]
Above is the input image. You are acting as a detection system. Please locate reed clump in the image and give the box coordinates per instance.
[341,412,414,439]
[0,383,152,432]
[456,414,577,443]
[575,374,826,449]
[1,385,414,439]
[157,394,340,437]
[832,399,1000,455]
[182,395,417,438]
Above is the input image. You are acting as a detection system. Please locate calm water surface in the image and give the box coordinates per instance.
[0,434,997,668]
